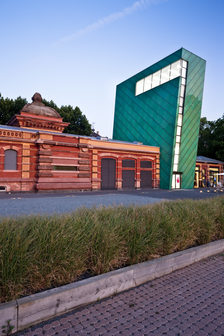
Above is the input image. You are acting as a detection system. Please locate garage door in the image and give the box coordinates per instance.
[122,170,135,189]
[101,158,116,190]
[140,170,152,188]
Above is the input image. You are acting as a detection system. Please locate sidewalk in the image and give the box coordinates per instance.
[16,254,224,336]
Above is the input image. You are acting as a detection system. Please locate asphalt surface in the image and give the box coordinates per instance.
[16,254,224,336]
[0,188,223,217]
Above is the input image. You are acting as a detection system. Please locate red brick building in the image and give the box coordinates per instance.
[0,93,160,192]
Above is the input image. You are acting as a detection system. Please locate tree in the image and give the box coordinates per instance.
[0,94,27,125]
[211,116,224,161]
[198,115,224,162]
[198,117,212,157]
[0,94,91,136]
[60,105,91,135]
[43,100,91,135]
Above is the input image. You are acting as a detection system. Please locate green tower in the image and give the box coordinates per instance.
[113,48,206,189]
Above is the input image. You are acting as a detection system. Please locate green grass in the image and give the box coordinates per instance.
[0,196,224,303]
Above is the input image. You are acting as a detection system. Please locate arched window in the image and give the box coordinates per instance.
[4,149,17,170]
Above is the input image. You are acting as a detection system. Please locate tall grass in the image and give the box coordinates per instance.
[0,196,224,303]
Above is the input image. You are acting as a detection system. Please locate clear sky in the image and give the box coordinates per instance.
[1,0,224,137]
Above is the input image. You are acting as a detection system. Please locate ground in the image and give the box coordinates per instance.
[2,189,224,335]
[15,254,224,336]
[0,188,223,217]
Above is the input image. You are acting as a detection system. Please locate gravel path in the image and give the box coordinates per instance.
[0,188,222,217]
[0,193,164,217]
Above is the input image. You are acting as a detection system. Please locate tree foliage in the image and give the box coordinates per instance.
[198,115,224,162]
[0,94,91,136]
[0,93,27,125]
[44,101,91,136]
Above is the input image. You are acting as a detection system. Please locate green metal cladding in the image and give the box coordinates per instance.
[113,48,206,189]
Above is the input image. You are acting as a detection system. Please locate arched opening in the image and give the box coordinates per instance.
[101,158,116,190]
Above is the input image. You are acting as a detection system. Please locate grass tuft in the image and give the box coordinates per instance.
[0,196,224,303]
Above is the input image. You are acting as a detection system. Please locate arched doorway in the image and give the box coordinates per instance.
[101,158,116,190]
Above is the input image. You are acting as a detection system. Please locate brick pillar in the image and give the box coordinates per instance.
[22,144,30,180]
[36,144,53,190]
[21,143,31,191]
[116,158,122,190]
[78,144,91,189]
[135,158,141,189]
[91,149,101,190]
[155,155,160,188]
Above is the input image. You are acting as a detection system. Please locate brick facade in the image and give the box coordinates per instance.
[0,93,161,192]
[0,127,160,192]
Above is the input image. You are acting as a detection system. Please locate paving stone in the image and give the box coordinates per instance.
[15,255,224,336]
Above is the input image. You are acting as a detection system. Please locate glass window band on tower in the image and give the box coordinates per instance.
[135,59,187,96]
[171,59,188,189]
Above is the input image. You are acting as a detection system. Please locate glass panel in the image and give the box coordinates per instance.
[135,79,144,95]
[170,60,181,80]
[140,160,152,168]
[175,143,180,155]
[181,77,186,85]
[180,85,185,97]
[176,126,181,136]
[53,166,78,171]
[151,70,161,88]
[172,174,176,187]
[176,135,181,143]
[144,75,152,92]
[160,65,170,84]
[177,114,182,127]
[173,164,178,172]
[179,97,184,107]
[122,160,135,168]
[181,68,187,78]
[4,150,17,170]
[182,60,187,68]
[174,154,179,165]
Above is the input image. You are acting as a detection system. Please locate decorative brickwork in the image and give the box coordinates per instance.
[0,93,160,192]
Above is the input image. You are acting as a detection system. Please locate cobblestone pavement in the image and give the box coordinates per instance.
[17,254,224,336]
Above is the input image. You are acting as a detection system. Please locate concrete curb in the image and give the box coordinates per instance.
[1,239,224,334]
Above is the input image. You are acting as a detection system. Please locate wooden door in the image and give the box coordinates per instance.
[101,158,116,190]
[122,170,135,189]
[140,170,152,188]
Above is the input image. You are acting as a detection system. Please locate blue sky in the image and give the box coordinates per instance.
[1,0,224,136]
